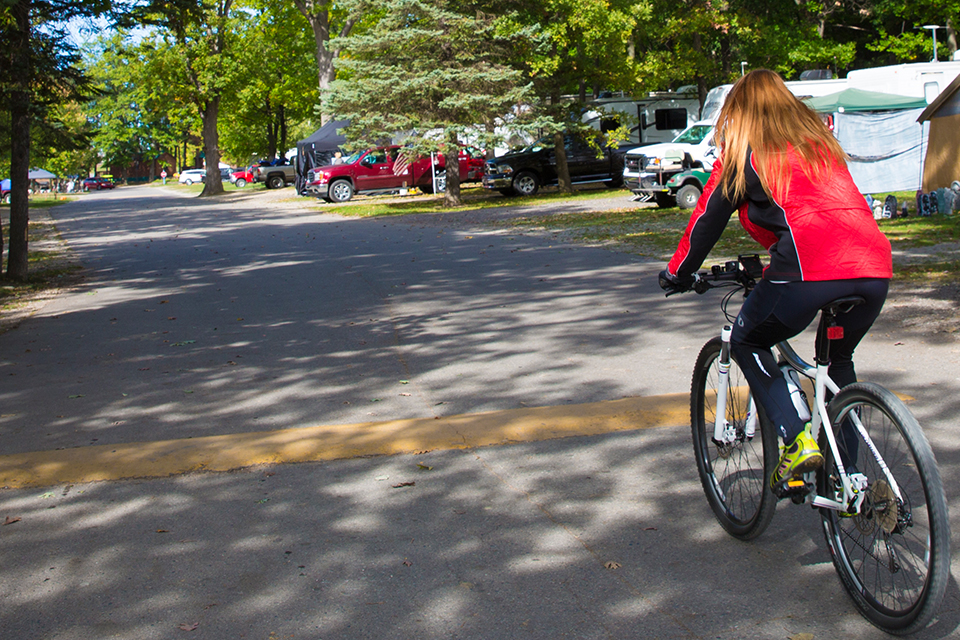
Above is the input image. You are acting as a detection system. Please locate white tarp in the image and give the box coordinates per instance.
[28,168,56,179]
[832,108,927,194]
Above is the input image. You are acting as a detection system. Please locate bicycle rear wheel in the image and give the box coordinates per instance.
[819,382,950,634]
[691,337,778,540]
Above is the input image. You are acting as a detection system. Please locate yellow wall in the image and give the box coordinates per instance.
[922,113,960,191]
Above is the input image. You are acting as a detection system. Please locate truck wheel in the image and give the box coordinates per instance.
[266,175,285,189]
[419,171,447,194]
[677,184,702,209]
[183,179,193,186]
[512,171,539,196]
[654,192,677,208]
[329,180,354,203]
[235,178,246,188]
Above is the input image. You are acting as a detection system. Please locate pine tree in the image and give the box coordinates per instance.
[0,0,109,279]
[325,0,536,206]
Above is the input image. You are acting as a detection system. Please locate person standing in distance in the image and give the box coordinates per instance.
[659,69,892,489]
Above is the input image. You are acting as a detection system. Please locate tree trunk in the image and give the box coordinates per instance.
[553,130,572,194]
[279,104,288,159]
[265,95,277,159]
[948,19,957,58]
[292,0,356,126]
[6,0,31,280]
[200,97,224,196]
[443,131,462,207]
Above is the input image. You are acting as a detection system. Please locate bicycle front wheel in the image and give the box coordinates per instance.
[691,337,778,540]
[819,382,950,635]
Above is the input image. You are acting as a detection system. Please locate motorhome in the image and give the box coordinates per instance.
[583,90,702,146]
[846,61,960,103]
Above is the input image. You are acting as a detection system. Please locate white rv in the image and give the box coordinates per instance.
[582,90,701,146]
[846,61,960,103]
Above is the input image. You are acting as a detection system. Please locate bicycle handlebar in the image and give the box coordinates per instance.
[665,255,762,297]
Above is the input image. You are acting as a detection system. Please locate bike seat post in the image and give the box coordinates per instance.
[814,309,836,366]
[814,296,866,366]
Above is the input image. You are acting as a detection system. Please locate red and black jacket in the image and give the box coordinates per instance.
[667,147,892,282]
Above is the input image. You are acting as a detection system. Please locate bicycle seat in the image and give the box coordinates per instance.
[821,296,866,315]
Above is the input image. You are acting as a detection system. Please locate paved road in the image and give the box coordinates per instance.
[0,186,958,639]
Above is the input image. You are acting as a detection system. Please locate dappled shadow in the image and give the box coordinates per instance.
[0,428,957,639]
[1,187,958,638]
[0,187,702,454]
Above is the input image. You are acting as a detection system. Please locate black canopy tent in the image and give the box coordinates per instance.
[295,119,349,194]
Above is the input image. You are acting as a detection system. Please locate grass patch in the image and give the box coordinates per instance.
[505,206,756,260]
[1,200,81,317]
[892,260,960,284]
[506,197,959,274]
[877,214,960,248]
[313,184,630,218]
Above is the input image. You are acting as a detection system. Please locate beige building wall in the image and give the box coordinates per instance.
[922,113,960,191]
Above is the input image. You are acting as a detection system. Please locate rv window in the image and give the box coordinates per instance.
[655,108,688,130]
[924,81,940,104]
[600,117,620,133]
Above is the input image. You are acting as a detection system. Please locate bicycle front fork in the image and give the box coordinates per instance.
[713,326,758,446]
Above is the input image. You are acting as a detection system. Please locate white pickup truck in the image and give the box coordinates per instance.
[622,120,717,207]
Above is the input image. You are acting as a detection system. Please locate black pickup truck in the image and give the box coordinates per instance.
[482,134,631,196]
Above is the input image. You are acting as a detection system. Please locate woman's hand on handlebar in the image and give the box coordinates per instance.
[659,269,697,296]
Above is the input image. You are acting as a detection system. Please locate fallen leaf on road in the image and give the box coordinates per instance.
[392,481,415,488]
[604,561,621,570]
[3,516,21,525]
[178,622,199,631]
[68,395,84,399]
[788,634,814,640]
[156,529,169,533]
[402,559,412,566]
[399,393,411,396]
[417,464,433,471]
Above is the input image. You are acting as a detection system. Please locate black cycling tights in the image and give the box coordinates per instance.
[729,278,889,446]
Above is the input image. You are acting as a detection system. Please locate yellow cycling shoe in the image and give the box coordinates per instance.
[770,424,823,489]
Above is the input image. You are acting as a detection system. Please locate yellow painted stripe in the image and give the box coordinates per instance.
[0,393,691,489]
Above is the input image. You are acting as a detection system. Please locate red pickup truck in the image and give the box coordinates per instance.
[305,145,484,202]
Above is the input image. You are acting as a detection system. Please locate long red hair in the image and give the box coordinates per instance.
[715,69,847,202]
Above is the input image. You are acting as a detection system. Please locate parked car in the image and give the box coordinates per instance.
[1,178,10,203]
[82,176,115,191]
[178,169,206,185]
[252,161,296,189]
[230,168,255,188]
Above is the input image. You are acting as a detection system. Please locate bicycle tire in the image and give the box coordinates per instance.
[691,337,778,540]
[819,382,950,634]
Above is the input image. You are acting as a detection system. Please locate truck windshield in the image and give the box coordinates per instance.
[672,125,712,145]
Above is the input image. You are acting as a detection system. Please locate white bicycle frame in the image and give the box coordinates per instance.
[712,325,904,512]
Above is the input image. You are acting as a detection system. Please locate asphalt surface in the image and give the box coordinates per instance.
[0,185,958,639]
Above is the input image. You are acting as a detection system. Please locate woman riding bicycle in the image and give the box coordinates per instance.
[659,69,892,490]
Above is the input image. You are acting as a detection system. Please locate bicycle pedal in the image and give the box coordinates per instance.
[773,478,812,501]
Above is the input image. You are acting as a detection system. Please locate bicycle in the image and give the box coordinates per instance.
[673,255,950,635]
